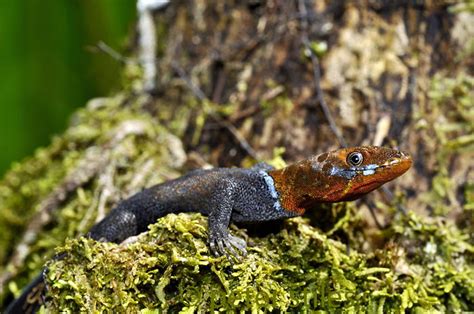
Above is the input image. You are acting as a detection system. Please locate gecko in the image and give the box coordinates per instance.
[5,146,412,313]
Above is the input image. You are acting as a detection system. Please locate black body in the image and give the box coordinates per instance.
[6,165,296,313]
[89,166,296,254]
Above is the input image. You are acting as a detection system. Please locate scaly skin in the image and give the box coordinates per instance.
[6,146,411,313]
[269,146,412,213]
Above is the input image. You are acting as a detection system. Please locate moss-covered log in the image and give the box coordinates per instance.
[1,0,473,312]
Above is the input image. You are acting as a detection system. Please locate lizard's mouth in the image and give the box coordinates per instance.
[352,152,412,177]
[329,153,412,182]
[350,153,412,192]
[379,153,412,178]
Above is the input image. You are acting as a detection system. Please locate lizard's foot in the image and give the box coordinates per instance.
[209,233,247,259]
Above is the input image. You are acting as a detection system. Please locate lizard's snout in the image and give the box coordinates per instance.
[388,150,412,176]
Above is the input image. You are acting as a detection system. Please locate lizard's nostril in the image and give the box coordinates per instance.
[400,151,411,160]
[396,151,408,159]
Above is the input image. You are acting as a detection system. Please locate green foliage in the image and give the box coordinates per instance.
[418,72,474,215]
[0,1,136,175]
[309,40,329,57]
[45,212,473,312]
[428,73,473,146]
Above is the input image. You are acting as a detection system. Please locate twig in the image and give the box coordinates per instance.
[137,0,170,92]
[95,1,171,93]
[364,199,385,229]
[297,0,347,148]
[137,7,156,92]
[381,186,407,214]
[127,159,155,194]
[93,41,137,65]
[372,114,391,147]
[297,1,409,220]
[171,62,207,101]
[95,44,258,159]
[215,119,258,159]
[171,62,258,159]
[96,41,130,64]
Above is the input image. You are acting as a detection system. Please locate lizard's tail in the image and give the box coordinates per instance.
[87,202,140,243]
[4,272,45,314]
[4,195,150,313]
[6,187,167,313]
[87,187,169,243]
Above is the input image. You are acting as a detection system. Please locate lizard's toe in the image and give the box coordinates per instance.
[209,240,219,257]
[223,239,239,258]
[208,233,247,259]
[216,239,227,257]
[227,235,247,256]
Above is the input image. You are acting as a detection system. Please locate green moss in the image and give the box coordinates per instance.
[44,211,473,312]
[2,85,472,310]
[0,136,73,263]
[417,72,474,216]
[2,15,473,311]
[0,96,185,306]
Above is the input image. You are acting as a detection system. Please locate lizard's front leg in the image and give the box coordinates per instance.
[207,183,247,259]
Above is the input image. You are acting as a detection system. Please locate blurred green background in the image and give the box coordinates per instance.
[0,1,136,175]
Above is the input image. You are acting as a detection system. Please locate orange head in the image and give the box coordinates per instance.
[269,146,412,213]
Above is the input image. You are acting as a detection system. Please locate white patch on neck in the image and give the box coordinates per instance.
[259,170,283,211]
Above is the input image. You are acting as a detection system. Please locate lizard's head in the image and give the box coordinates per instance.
[269,146,412,213]
[310,146,412,202]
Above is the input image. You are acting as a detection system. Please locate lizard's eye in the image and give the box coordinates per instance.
[347,152,363,167]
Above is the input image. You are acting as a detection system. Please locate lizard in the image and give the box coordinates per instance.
[5,146,412,313]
